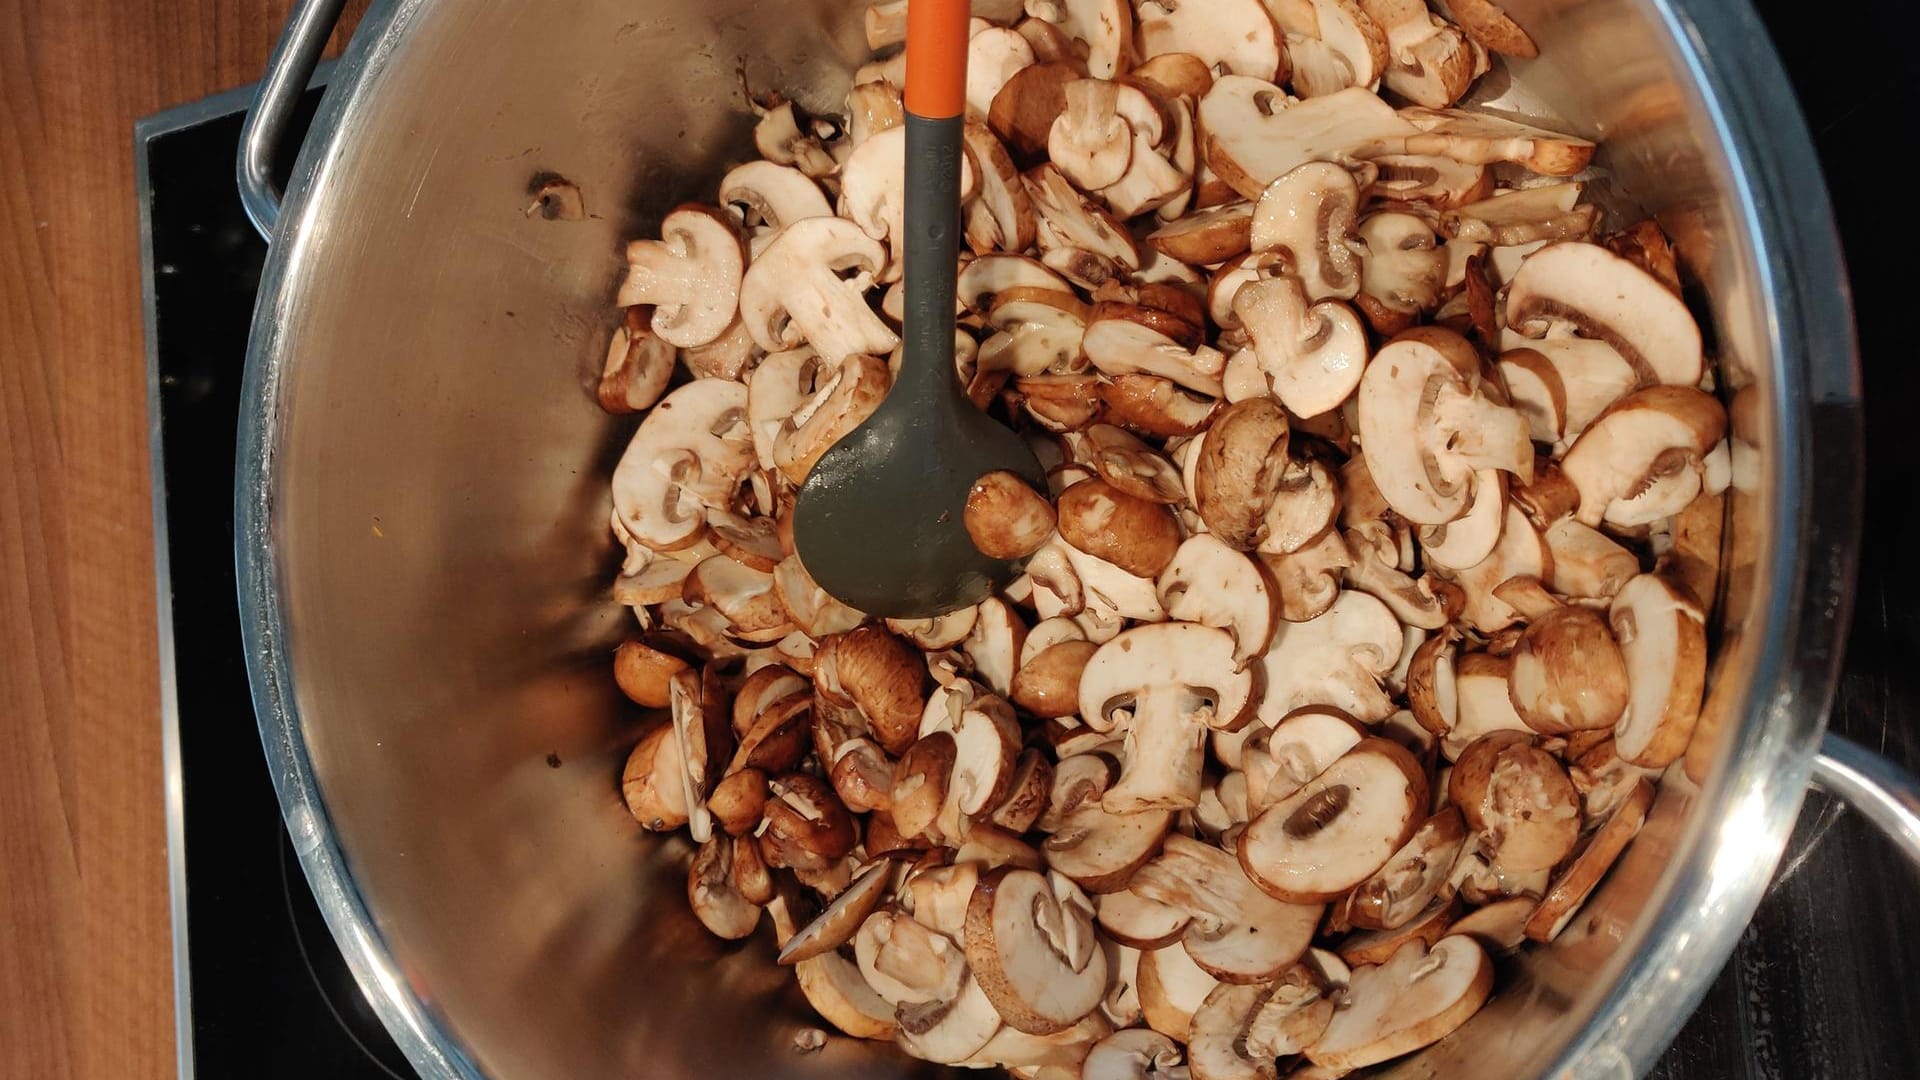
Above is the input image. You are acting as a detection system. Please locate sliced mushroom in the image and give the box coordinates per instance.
[1242,706,1368,811]
[1042,781,1174,892]
[1049,79,1133,190]
[972,25,1040,121]
[1457,739,1581,872]
[1099,373,1222,436]
[1238,738,1428,903]
[1441,653,1532,759]
[1155,534,1279,671]
[1449,896,1537,954]
[622,722,689,831]
[965,121,1041,254]
[1418,469,1504,572]
[611,379,753,552]
[1435,0,1536,56]
[612,639,692,709]
[1271,0,1390,98]
[1131,835,1322,984]
[1504,241,1703,387]
[965,596,1031,696]
[991,61,1086,161]
[1249,162,1364,301]
[1079,623,1256,811]
[616,204,747,348]
[1199,80,1415,201]
[964,470,1059,561]
[1378,15,1481,110]
[597,309,678,415]
[1368,151,1491,207]
[1083,1028,1188,1080]
[1355,211,1446,334]
[738,216,898,362]
[1083,319,1225,397]
[718,160,833,241]
[1610,574,1708,768]
[1233,276,1370,420]
[890,605,982,651]
[841,125,978,277]
[967,868,1110,1034]
[1258,527,1352,622]
[820,626,927,755]
[778,859,896,964]
[1138,940,1222,1044]
[1525,776,1653,941]
[1256,590,1403,724]
[1193,398,1290,549]
[1439,503,1550,634]
[684,554,797,642]
[1509,605,1629,734]
[1400,107,1595,176]
[1012,639,1100,719]
[1027,162,1143,269]
[1146,201,1255,265]
[760,772,860,873]
[1096,888,1193,950]
[1345,807,1469,931]
[1055,478,1184,578]
[1356,326,1533,525]
[1559,387,1727,528]
[709,766,771,836]
[1304,935,1493,1071]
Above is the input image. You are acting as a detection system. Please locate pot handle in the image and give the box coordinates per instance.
[1812,733,1920,870]
[237,0,351,238]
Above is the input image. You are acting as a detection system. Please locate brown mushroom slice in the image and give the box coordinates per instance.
[1399,107,1595,176]
[1078,623,1256,812]
[773,352,893,485]
[1043,791,1174,894]
[1434,0,1536,56]
[989,750,1055,836]
[1258,527,1352,623]
[1441,183,1597,246]
[1440,653,1532,760]
[855,906,967,1005]
[1055,478,1184,578]
[959,252,1076,313]
[899,976,1009,1064]
[1504,241,1703,387]
[709,767,770,836]
[622,722,689,831]
[752,97,838,180]
[1304,935,1492,1071]
[1343,552,1452,631]
[841,125,979,275]
[964,470,1058,561]
[894,733,959,842]
[761,772,859,872]
[1355,326,1533,525]
[990,59,1084,160]
[1449,896,1537,955]
[1156,534,1279,670]
[1193,398,1290,549]
[1138,941,1222,1043]
[964,121,1040,254]
[778,859,897,965]
[1026,162,1142,269]
[966,868,1109,1034]
[1083,1028,1188,1080]
[728,691,813,774]
[1376,13,1481,110]
[667,670,729,843]
[613,639,691,709]
[1187,983,1285,1080]
[1234,276,1370,419]
[1132,835,1322,984]
[1560,387,1727,528]
[1470,741,1581,873]
[1255,590,1404,725]
[1083,319,1225,397]
[738,216,898,362]
[1199,80,1416,201]
[1355,211,1446,334]
[970,25,1039,121]
[616,204,747,348]
[1404,628,1461,738]
[1146,201,1255,265]
[1525,776,1654,942]
[1417,469,1504,572]
[611,379,753,551]
[1239,739,1428,903]
[1245,706,1369,810]
[793,950,900,1041]
[1509,605,1629,734]
[1136,0,1283,79]
[684,555,796,642]
[1045,0,1132,78]
[890,605,982,651]
[773,556,867,639]
[908,862,982,939]
[1335,896,1457,967]
[961,1012,1114,1071]
[1441,503,1550,634]
[1345,807,1469,931]
[598,310,677,415]
[1260,457,1339,557]
[1097,888,1193,950]
[1610,574,1708,768]
[1099,373,1222,437]
[1250,162,1365,301]
[964,597,1030,697]
[1012,639,1099,719]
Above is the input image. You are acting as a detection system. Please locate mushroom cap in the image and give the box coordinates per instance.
[1012,639,1099,720]
[1238,738,1428,903]
[963,121,1040,254]
[1505,241,1702,386]
[1610,574,1708,767]
[1559,386,1726,527]
[1194,398,1291,549]
[1355,210,1446,332]
[1510,605,1630,734]
[617,204,747,348]
[777,859,895,964]
[1441,652,1532,760]
[1256,590,1404,725]
[611,379,753,551]
[966,868,1110,1034]
[1056,478,1184,578]
[1451,895,1539,954]
[621,722,689,831]
[1303,935,1493,1071]
[1156,533,1279,670]
[792,949,900,1040]
[1441,502,1550,634]
[966,470,1059,561]
[1078,623,1256,812]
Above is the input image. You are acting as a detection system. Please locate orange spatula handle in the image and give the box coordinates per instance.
[905,0,970,120]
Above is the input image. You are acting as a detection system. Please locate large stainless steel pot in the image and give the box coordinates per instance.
[232,0,1917,1076]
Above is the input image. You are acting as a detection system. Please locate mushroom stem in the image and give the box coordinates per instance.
[1105,694,1208,812]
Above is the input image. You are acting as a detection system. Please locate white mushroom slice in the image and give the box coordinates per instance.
[1504,241,1703,386]
[1026,163,1142,269]
[966,869,1110,1034]
[1052,0,1133,78]
[960,253,1075,314]
[1258,527,1351,623]
[774,353,892,485]
[1233,277,1368,420]
[1079,623,1256,811]
[1131,835,1322,983]
[889,605,982,652]
[1238,738,1427,903]
[746,346,820,471]
[1450,896,1537,954]
[846,79,906,147]
[718,160,832,237]
[1250,159,1364,292]
[1305,936,1492,1071]
[1063,542,1169,623]
[1400,107,1595,176]
[1356,326,1533,525]
[1096,888,1193,949]
[681,316,763,382]
[1260,458,1339,557]
[1510,605,1629,734]
[1544,518,1639,600]
[962,1012,1114,1070]
[1442,183,1596,247]
[1244,706,1367,811]
[1369,152,1490,207]
[1156,534,1279,670]
[611,379,752,552]
[1418,470,1504,571]
[1084,424,1184,504]
[1354,211,1446,334]
[739,217,898,362]
[971,26,1039,121]
[616,204,747,348]
[1101,938,1145,1028]
[1379,17,1480,109]
[1147,202,1256,266]
[1050,79,1133,191]
[1346,807,1469,931]
[773,556,866,639]
[778,860,896,964]
[1199,80,1416,201]
[1103,95,1195,221]
[684,554,797,642]
[1496,335,1639,449]
[754,99,838,179]
[898,976,1008,1064]
[794,950,900,1040]
[1272,0,1390,98]
[1610,574,1707,768]
[1136,0,1284,79]
[1525,776,1653,942]
[964,122,1040,254]
[597,310,677,415]
[1441,504,1548,634]
[1137,941,1221,1043]
[1042,793,1173,893]
[1442,653,1532,760]
[840,126,977,276]
[1256,590,1403,724]
[962,596,1029,698]
[944,696,1025,836]
[1084,320,1225,397]
[1560,387,1727,527]
[1083,1028,1187,1080]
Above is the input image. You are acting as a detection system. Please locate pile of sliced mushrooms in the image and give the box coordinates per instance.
[601,0,1724,1075]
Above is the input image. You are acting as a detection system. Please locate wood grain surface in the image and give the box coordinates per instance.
[0,3,361,1076]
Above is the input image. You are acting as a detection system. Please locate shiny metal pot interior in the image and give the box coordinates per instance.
[236,0,1864,1075]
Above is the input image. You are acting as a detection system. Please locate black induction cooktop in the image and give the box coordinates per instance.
[140,6,1920,1076]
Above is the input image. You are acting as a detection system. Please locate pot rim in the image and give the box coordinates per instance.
[233,0,1863,1076]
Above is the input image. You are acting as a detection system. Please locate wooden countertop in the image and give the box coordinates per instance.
[0,3,361,1075]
